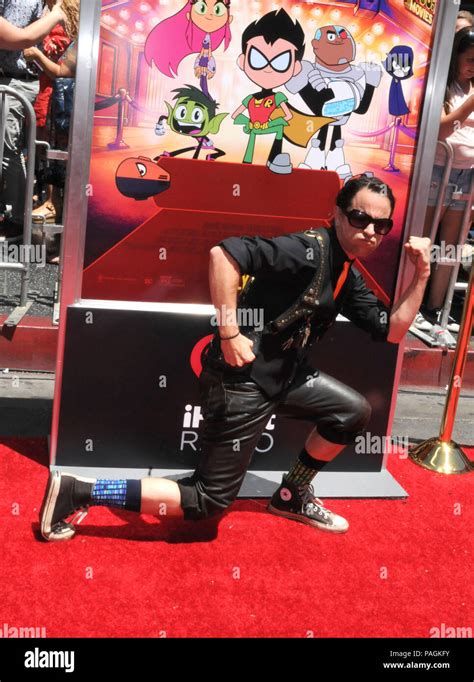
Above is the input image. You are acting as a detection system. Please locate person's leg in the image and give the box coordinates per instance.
[40,370,276,540]
[176,372,276,520]
[268,368,372,532]
[0,79,39,227]
[427,207,464,310]
[426,167,471,314]
[282,368,371,469]
[141,478,182,516]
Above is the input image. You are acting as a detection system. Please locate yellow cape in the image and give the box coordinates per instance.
[271,105,335,148]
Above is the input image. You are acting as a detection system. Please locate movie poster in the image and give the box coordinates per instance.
[81,0,437,305]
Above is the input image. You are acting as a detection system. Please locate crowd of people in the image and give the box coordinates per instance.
[0,0,78,263]
[413,11,474,334]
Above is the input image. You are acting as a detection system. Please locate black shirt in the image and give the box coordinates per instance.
[203,225,391,398]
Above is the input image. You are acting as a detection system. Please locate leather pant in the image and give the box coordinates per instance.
[177,365,371,520]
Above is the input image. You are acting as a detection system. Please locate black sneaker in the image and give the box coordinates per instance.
[431,308,460,333]
[268,475,349,533]
[40,471,94,541]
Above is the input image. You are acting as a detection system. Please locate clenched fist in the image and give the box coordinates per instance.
[404,236,431,279]
[221,333,256,367]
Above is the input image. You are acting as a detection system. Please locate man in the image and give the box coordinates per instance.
[285,24,382,180]
[40,175,431,541]
[232,9,303,174]
[0,0,46,237]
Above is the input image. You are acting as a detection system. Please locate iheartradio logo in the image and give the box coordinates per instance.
[189,334,214,377]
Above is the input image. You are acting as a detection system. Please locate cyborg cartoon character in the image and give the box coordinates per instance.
[285,25,382,180]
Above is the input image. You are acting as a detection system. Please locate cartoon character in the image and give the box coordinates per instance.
[285,25,383,181]
[145,0,233,99]
[383,46,414,117]
[232,9,310,175]
[155,85,228,160]
[115,157,171,201]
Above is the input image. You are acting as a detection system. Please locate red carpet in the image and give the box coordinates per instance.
[0,438,472,638]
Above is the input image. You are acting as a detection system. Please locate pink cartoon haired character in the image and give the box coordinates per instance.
[145,0,233,99]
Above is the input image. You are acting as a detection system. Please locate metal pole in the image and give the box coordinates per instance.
[50,0,102,465]
[439,174,474,330]
[20,91,37,307]
[409,259,473,474]
[383,0,459,458]
[439,260,474,443]
[0,91,6,186]
[0,85,37,319]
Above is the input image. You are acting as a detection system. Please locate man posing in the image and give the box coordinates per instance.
[40,175,431,541]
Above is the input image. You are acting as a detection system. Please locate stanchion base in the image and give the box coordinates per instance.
[382,164,400,172]
[107,140,130,150]
[409,437,473,474]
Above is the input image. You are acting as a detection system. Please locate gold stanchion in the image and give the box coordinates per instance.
[409,259,474,474]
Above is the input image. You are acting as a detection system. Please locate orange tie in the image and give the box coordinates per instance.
[333,261,352,300]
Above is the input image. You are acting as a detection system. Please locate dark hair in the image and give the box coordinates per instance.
[241,9,305,62]
[444,26,474,113]
[172,84,218,119]
[383,45,414,81]
[336,175,396,217]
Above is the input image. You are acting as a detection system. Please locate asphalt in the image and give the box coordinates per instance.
[0,261,59,317]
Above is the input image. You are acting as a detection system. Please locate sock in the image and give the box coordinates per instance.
[286,448,330,487]
[90,479,141,512]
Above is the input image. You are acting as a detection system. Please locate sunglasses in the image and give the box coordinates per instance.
[344,209,393,236]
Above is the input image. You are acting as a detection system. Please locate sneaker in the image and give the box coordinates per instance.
[432,308,460,333]
[413,311,433,331]
[40,471,94,541]
[32,201,56,224]
[267,475,349,533]
[413,308,460,334]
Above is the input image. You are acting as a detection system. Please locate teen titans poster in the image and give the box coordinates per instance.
[82,0,437,303]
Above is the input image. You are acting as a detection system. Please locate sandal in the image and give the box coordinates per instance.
[32,202,56,224]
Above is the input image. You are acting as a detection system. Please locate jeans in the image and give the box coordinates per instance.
[0,77,39,224]
[427,164,473,212]
[177,365,371,520]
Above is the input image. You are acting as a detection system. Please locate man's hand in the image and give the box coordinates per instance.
[23,47,38,61]
[404,236,431,280]
[221,333,256,367]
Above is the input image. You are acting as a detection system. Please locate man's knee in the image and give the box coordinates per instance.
[318,394,372,445]
[343,394,372,434]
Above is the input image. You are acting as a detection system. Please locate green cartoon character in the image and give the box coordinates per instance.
[155,84,228,160]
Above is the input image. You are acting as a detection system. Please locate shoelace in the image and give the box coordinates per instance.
[297,484,331,521]
[52,505,89,531]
